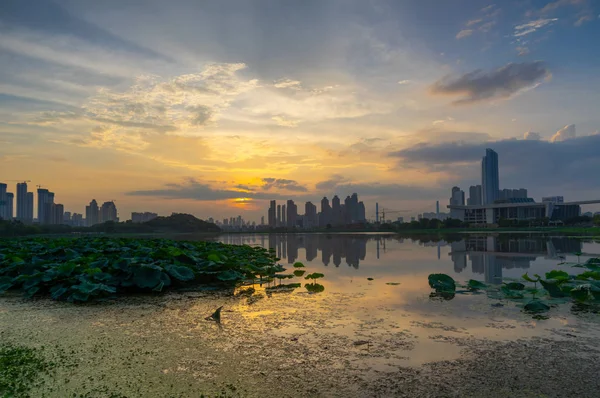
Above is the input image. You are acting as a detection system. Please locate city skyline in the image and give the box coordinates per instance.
[1,0,600,220]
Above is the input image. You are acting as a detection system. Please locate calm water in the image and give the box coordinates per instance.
[3,233,600,396]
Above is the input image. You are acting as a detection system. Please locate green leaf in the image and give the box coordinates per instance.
[570,285,591,302]
[0,276,13,293]
[467,280,487,290]
[524,300,550,314]
[522,273,539,283]
[305,273,325,280]
[216,269,245,281]
[504,282,525,291]
[293,270,305,277]
[539,279,566,298]
[132,264,163,289]
[576,271,600,280]
[545,270,570,282]
[500,285,524,299]
[305,283,325,293]
[428,274,456,292]
[164,264,195,282]
[207,253,221,262]
[386,282,401,286]
[293,262,305,268]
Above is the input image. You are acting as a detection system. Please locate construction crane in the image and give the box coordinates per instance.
[377,208,410,224]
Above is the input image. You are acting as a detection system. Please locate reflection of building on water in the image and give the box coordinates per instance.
[220,234,369,268]
[450,236,583,282]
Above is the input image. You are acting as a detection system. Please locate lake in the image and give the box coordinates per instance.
[2,233,600,397]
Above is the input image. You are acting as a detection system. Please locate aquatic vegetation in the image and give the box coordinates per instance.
[427,257,600,315]
[0,343,55,397]
[304,273,324,280]
[0,237,292,302]
[386,282,401,286]
[305,283,325,293]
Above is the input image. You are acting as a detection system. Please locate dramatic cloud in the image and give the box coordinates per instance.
[261,178,308,192]
[389,134,600,194]
[127,179,296,201]
[315,174,349,191]
[550,124,576,142]
[456,29,474,39]
[429,62,551,105]
[524,131,542,140]
[514,18,559,37]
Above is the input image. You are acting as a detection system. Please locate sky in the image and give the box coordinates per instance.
[1,0,600,221]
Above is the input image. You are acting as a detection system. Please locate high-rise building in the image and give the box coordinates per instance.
[282,204,286,226]
[286,200,297,228]
[331,195,342,226]
[16,182,32,222]
[304,202,318,229]
[37,189,55,225]
[268,200,276,228]
[86,199,100,226]
[5,193,14,220]
[277,204,281,227]
[100,201,118,223]
[260,216,265,225]
[482,148,499,205]
[53,204,64,225]
[499,188,528,200]
[357,202,366,222]
[320,197,331,227]
[72,213,84,226]
[0,183,7,220]
[450,187,465,219]
[26,192,34,222]
[468,185,483,206]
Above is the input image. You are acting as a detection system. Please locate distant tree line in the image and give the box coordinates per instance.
[0,213,221,237]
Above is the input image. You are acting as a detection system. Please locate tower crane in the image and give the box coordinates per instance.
[377,208,410,224]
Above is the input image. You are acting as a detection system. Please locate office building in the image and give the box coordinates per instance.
[86,199,100,226]
[304,201,318,229]
[482,148,499,205]
[320,197,332,227]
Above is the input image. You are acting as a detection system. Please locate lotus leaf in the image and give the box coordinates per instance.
[467,280,487,290]
[524,300,550,313]
[305,283,325,293]
[428,274,456,292]
[164,264,195,282]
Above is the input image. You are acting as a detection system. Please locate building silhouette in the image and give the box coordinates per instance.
[100,201,118,223]
[282,204,286,226]
[482,148,500,205]
[268,200,276,228]
[16,182,33,223]
[286,200,297,228]
[86,199,100,226]
[276,204,281,227]
[467,185,482,206]
[37,188,54,225]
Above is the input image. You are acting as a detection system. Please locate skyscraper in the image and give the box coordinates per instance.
[277,204,281,227]
[26,192,34,222]
[0,183,7,220]
[286,200,297,228]
[468,185,482,206]
[482,148,499,205]
[37,188,54,225]
[331,195,341,226]
[282,204,286,226]
[86,199,100,226]
[320,197,331,227]
[304,202,318,229]
[100,201,118,223]
[6,193,14,220]
[268,200,276,228]
[16,182,32,222]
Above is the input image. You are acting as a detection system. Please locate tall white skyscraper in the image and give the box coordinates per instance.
[482,148,499,205]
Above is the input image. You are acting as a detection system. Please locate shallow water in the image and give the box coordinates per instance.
[2,233,600,397]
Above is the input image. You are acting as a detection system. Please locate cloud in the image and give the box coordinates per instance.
[261,178,308,192]
[429,61,551,105]
[456,30,474,39]
[274,79,302,89]
[388,133,600,193]
[575,15,594,26]
[516,46,530,56]
[466,18,483,27]
[397,80,411,85]
[550,124,576,142]
[524,131,542,140]
[126,178,300,201]
[514,18,559,37]
[539,0,588,15]
[271,115,300,127]
[315,174,349,191]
